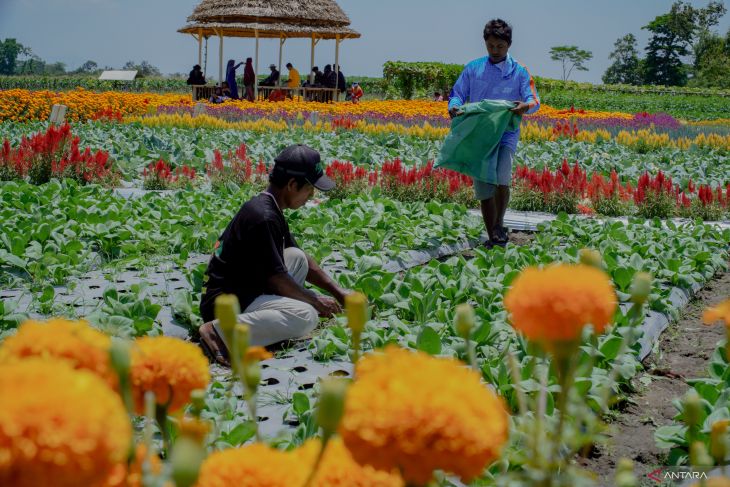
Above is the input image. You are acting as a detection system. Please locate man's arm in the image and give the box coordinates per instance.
[304,254,347,305]
[448,66,470,118]
[518,67,540,115]
[266,272,341,316]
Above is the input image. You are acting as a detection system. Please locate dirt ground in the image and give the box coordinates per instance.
[578,268,730,486]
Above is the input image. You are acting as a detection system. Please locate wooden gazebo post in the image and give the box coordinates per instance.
[197,28,203,66]
[334,34,341,101]
[218,29,224,85]
[254,29,260,99]
[309,33,319,84]
[278,34,286,88]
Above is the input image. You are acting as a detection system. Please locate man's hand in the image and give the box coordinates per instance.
[510,101,530,116]
[314,295,342,317]
[448,106,463,119]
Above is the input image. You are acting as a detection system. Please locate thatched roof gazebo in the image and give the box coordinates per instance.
[179,0,360,99]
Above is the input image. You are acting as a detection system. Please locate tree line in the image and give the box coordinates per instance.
[549,1,729,88]
[0,39,163,78]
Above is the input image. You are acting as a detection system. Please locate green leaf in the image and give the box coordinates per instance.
[224,421,257,446]
[416,326,442,355]
[292,392,310,417]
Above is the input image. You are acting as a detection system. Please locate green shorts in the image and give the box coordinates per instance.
[472,146,514,201]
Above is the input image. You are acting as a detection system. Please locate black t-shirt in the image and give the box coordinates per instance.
[200,193,298,322]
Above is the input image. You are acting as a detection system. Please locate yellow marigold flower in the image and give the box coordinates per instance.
[0,318,115,387]
[244,346,273,363]
[195,443,308,487]
[690,478,730,487]
[704,299,730,326]
[339,346,509,484]
[295,437,403,487]
[504,264,617,348]
[130,337,210,414]
[0,359,131,487]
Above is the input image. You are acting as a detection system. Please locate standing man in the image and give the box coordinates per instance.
[198,145,348,365]
[448,19,540,248]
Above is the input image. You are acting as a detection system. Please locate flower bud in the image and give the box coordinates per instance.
[214,294,240,348]
[109,339,131,378]
[243,363,261,393]
[454,303,476,339]
[233,323,250,363]
[170,436,206,487]
[630,272,653,305]
[614,458,638,487]
[710,419,729,464]
[190,389,206,417]
[690,441,713,467]
[579,248,603,269]
[345,292,368,336]
[683,390,702,429]
[316,378,349,437]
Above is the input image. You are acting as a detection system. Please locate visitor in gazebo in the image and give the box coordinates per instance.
[259,64,280,87]
[323,65,336,88]
[312,66,324,86]
[286,63,301,88]
[198,144,348,365]
[286,63,301,99]
[336,65,347,94]
[225,59,243,99]
[209,85,231,104]
[186,65,206,85]
[243,58,256,102]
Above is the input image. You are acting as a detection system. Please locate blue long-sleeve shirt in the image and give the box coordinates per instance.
[448,54,540,151]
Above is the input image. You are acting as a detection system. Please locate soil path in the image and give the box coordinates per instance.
[579,268,730,486]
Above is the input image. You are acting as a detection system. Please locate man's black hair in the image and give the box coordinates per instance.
[286,63,293,68]
[483,19,512,44]
[269,170,308,189]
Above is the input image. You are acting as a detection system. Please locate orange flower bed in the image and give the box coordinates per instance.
[0,89,192,123]
[1,88,641,124]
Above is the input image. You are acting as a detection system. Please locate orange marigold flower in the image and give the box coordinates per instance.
[0,359,131,487]
[244,346,273,363]
[339,346,509,484]
[294,437,403,487]
[195,443,307,487]
[0,318,115,387]
[130,337,210,414]
[703,299,730,326]
[504,264,617,348]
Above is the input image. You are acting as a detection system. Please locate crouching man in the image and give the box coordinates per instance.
[198,144,348,365]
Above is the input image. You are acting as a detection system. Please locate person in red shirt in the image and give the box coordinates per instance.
[349,82,364,104]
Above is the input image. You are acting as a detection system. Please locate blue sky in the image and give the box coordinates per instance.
[1,0,728,83]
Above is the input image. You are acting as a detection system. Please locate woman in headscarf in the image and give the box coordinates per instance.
[225,59,243,100]
[242,57,255,102]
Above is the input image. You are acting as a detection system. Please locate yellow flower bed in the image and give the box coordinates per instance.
[125,113,449,140]
[521,122,730,152]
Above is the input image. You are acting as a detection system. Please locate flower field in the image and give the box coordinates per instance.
[1,85,730,486]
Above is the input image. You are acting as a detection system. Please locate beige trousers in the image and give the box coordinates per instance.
[213,247,319,347]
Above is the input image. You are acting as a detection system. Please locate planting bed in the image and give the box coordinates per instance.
[2,94,730,486]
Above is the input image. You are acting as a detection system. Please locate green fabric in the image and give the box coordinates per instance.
[435,100,521,183]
